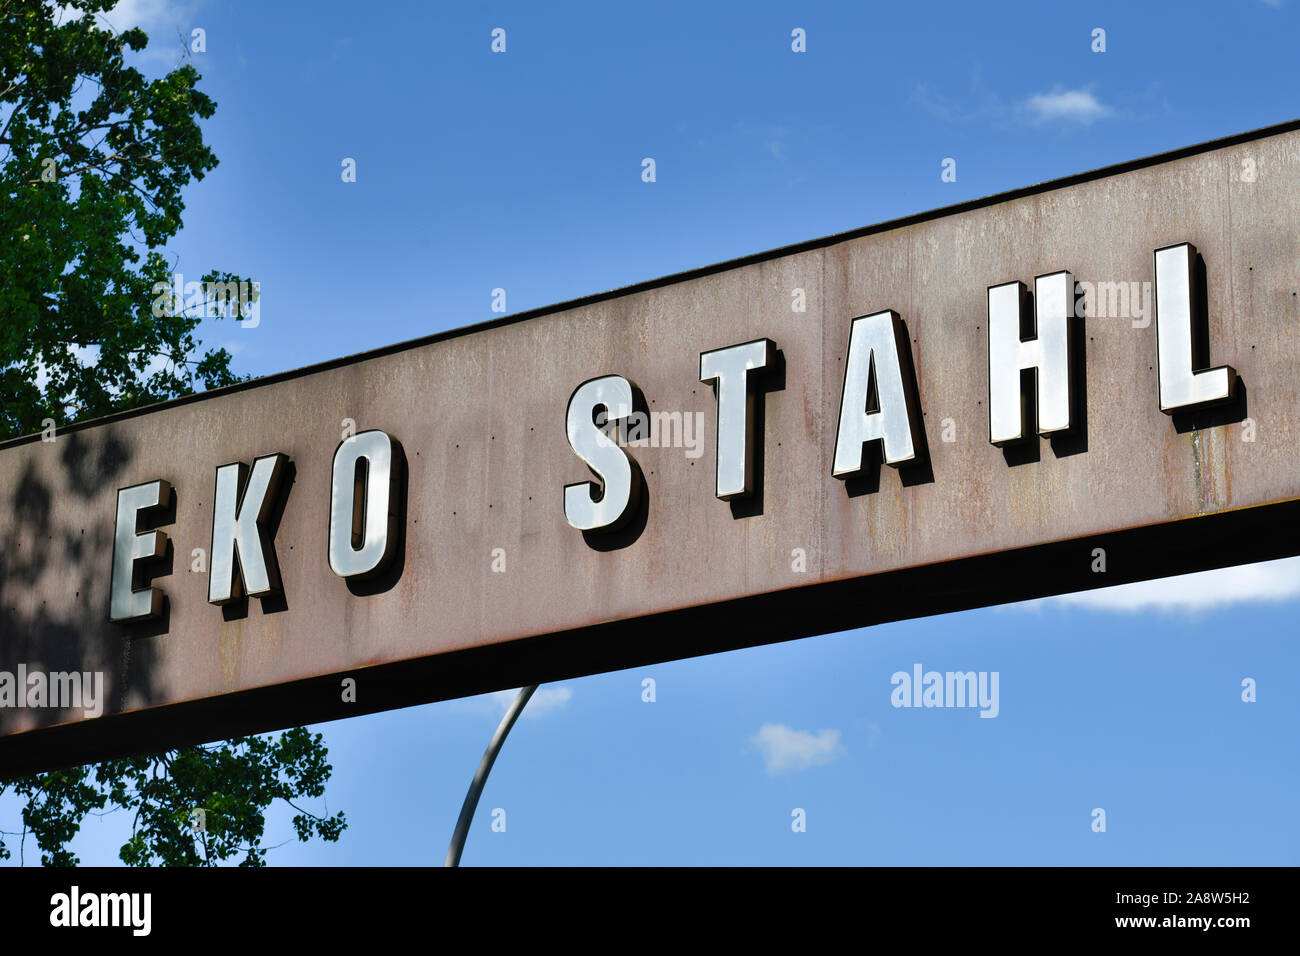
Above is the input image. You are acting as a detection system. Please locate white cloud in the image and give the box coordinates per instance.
[102,0,176,30]
[1024,87,1113,125]
[490,686,572,719]
[1022,556,1300,614]
[55,1,200,63]
[750,723,844,775]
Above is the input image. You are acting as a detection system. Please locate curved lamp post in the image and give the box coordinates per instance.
[444,684,537,867]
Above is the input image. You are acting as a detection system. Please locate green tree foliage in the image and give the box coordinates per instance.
[0,0,344,865]
[3,731,347,866]
[1,0,243,432]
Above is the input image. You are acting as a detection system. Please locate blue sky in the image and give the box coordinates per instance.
[4,0,1299,865]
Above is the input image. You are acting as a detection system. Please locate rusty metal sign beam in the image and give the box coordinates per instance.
[3,120,1299,776]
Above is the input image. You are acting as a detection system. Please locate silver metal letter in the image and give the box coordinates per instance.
[329,430,401,579]
[564,375,642,532]
[699,338,775,500]
[833,311,920,477]
[109,479,171,623]
[1154,242,1236,412]
[987,271,1074,445]
[209,453,289,604]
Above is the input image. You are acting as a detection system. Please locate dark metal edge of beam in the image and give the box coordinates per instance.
[4,497,1298,779]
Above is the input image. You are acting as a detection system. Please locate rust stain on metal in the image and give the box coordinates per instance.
[219,619,243,688]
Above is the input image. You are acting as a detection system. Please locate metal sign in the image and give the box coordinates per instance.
[3,121,1299,775]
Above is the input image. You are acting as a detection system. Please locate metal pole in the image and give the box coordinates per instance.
[444,684,537,867]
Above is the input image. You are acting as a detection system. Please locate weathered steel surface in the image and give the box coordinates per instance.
[3,122,1299,773]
